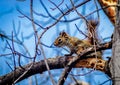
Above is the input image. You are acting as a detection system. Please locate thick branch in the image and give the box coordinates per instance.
[0,41,112,85]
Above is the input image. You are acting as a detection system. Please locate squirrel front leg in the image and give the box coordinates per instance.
[76,46,84,55]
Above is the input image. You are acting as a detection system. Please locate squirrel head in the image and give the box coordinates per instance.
[54,31,69,47]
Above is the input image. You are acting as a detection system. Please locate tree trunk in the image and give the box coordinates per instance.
[110,1,120,85]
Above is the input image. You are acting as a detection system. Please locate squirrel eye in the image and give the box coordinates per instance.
[58,38,62,43]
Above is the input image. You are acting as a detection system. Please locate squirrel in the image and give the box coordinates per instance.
[54,31,91,56]
[54,20,102,59]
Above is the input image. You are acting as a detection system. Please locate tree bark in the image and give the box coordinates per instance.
[109,0,120,85]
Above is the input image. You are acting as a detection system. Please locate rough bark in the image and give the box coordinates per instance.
[0,56,67,85]
[109,0,120,84]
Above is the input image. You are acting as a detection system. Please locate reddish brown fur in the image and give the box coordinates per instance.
[54,32,91,55]
[54,31,102,58]
[98,0,117,24]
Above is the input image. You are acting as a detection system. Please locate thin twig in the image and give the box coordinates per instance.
[70,0,88,23]
[75,24,89,38]
[30,0,56,84]
[48,0,64,15]
[38,0,90,40]
[48,0,64,10]
[41,0,116,23]
[17,9,45,29]
[39,41,56,85]
[30,0,39,61]
[94,0,100,22]
[5,61,13,71]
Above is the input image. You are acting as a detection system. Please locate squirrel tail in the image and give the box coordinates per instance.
[86,19,103,58]
[86,19,100,45]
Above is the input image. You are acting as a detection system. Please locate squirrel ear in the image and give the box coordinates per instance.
[60,31,68,37]
[59,32,62,35]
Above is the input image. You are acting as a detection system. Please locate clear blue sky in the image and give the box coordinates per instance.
[0,0,113,85]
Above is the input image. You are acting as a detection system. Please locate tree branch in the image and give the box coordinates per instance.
[0,41,112,85]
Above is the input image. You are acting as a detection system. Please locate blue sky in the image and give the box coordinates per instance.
[0,0,113,85]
